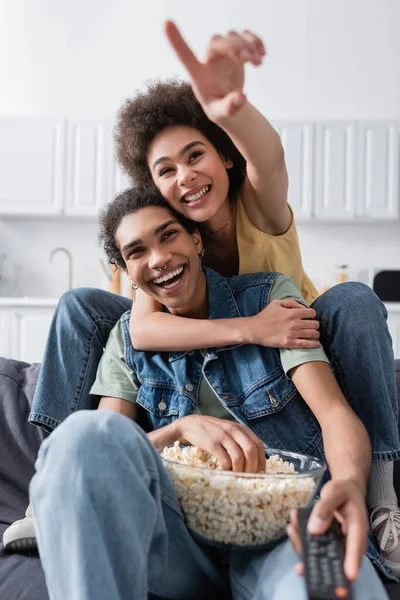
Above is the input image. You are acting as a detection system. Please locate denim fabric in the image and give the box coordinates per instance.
[29,288,132,431]
[30,410,389,600]
[311,282,400,461]
[121,268,324,460]
[28,276,400,581]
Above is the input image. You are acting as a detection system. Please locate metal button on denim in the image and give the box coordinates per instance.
[188,351,194,356]
[185,383,194,392]
[158,401,167,410]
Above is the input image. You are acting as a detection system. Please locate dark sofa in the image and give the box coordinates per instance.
[1,357,400,600]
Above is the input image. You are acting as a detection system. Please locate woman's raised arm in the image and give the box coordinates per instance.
[165,21,291,235]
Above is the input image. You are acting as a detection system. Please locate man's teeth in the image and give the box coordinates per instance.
[184,186,209,203]
[153,266,184,285]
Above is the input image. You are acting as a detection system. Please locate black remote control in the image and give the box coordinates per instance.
[297,506,353,600]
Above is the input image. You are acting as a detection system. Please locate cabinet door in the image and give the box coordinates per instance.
[9,307,55,364]
[357,121,399,220]
[273,122,313,221]
[314,122,357,219]
[387,311,400,360]
[0,118,65,215]
[65,120,112,216]
[0,310,11,357]
[110,163,132,197]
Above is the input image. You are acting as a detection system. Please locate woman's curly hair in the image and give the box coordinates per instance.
[115,79,246,198]
[98,187,197,269]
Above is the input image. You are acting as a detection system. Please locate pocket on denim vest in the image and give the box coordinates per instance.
[237,372,322,456]
[238,368,297,417]
[137,385,181,418]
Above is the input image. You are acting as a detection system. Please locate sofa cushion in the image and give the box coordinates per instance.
[0,358,46,525]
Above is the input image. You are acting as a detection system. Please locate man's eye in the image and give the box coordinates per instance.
[162,230,178,241]
[128,248,144,259]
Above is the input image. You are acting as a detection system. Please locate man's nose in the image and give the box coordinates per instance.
[149,250,172,271]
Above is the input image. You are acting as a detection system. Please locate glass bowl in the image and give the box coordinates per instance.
[161,447,326,548]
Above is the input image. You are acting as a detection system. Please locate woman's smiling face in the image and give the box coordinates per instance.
[116,205,206,317]
[147,125,232,222]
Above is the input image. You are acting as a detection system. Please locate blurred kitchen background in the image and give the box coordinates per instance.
[0,0,399,362]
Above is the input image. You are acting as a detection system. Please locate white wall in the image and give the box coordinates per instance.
[0,0,399,296]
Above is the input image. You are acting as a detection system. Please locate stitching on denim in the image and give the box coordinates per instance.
[372,449,400,461]
[29,411,59,424]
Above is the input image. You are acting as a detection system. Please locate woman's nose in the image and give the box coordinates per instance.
[177,165,197,187]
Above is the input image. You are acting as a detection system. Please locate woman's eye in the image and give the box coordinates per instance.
[189,151,203,162]
[159,166,173,177]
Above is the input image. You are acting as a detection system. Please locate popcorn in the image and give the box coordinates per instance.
[161,442,316,546]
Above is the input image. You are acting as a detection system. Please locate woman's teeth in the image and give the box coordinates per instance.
[153,266,184,288]
[183,185,210,204]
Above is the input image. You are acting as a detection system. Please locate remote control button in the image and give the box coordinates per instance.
[335,587,349,598]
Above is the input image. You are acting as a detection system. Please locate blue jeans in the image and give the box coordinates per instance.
[28,282,400,581]
[30,410,389,600]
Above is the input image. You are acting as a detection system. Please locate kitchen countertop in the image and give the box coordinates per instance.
[385,303,400,312]
[0,297,59,307]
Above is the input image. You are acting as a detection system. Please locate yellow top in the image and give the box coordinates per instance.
[236,195,319,305]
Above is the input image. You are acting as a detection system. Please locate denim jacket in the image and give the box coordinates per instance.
[120,267,397,581]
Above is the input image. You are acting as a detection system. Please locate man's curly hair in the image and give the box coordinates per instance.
[115,79,246,198]
[98,187,197,270]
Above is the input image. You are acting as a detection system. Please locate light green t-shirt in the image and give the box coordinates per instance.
[90,274,329,419]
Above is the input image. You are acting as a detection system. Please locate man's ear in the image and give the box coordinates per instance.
[192,228,203,253]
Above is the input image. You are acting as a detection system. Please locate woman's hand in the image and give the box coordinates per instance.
[175,414,266,473]
[247,299,320,349]
[165,20,266,122]
[286,479,369,582]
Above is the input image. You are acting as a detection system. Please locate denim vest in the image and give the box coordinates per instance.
[120,267,397,581]
[121,268,324,460]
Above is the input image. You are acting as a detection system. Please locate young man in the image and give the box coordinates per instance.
[30,188,389,599]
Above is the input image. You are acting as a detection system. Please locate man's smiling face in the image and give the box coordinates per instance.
[116,205,207,317]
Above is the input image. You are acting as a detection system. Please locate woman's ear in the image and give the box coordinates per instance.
[223,157,233,169]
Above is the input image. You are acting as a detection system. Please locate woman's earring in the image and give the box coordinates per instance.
[199,248,205,260]
[131,281,138,290]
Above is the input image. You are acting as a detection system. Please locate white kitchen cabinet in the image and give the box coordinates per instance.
[65,120,112,216]
[0,117,398,221]
[0,310,11,357]
[314,121,357,220]
[356,121,399,220]
[110,162,132,197]
[273,121,313,221]
[0,300,57,364]
[0,118,65,215]
[387,305,400,360]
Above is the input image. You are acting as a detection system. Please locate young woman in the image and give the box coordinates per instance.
[5,22,400,579]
